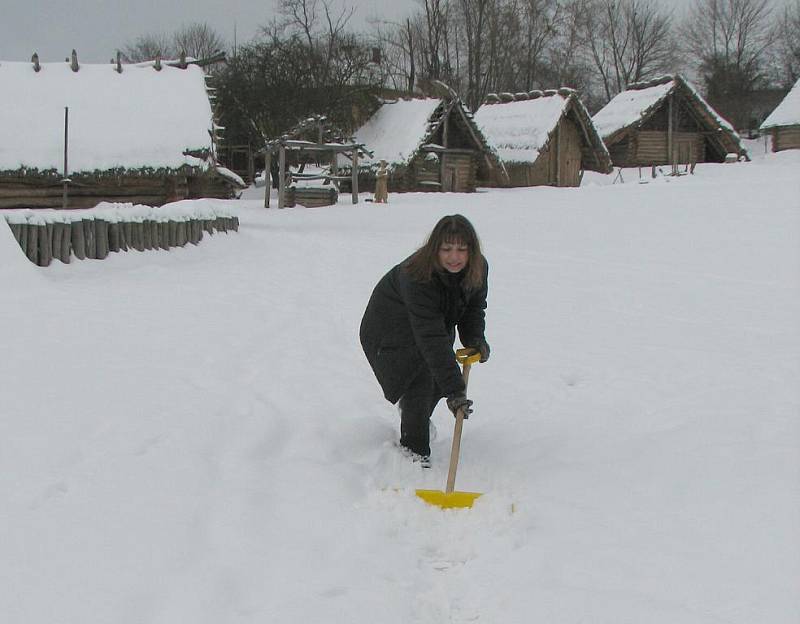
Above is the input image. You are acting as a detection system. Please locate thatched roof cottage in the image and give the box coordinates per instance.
[592,75,748,167]
[759,78,800,152]
[474,89,612,187]
[0,53,245,209]
[345,96,505,193]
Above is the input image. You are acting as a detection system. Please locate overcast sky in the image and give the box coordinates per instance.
[0,0,420,63]
[0,0,783,64]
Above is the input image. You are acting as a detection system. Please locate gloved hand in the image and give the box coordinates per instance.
[446,393,474,419]
[465,338,490,363]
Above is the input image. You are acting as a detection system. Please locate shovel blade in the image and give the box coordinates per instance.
[415,489,482,509]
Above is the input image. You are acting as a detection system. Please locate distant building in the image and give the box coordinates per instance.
[592,75,748,168]
[345,96,506,193]
[474,89,612,187]
[0,54,244,210]
[759,78,800,152]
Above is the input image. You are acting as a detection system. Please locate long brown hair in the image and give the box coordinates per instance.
[404,214,485,290]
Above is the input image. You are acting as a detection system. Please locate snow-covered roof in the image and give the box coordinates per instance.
[592,80,674,140]
[760,78,800,129]
[475,94,570,163]
[349,98,444,166]
[591,75,745,158]
[592,75,740,140]
[0,60,215,173]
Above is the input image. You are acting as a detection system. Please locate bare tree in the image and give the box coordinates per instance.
[174,22,226,60]
[682,0,777,126]
[277,0,358,86]
[420,0,451,80]
[519,0,561,88]
[458,0,496,108]
[121,32,175,62]
[546,0,596,102]
[774,0,800,86]
[582,0,676,102]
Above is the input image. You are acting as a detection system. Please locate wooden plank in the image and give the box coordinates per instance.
[278,145,286,209]
[71,221,86,260]
[95,219,109,259]
[264,151,271,208]
[351,149,359,204]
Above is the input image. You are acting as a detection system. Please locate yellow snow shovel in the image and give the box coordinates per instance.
[416,348,483,509]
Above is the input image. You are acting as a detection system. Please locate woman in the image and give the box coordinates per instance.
[360,214,490,463]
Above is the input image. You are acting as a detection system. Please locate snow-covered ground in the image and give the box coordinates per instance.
[2,149,799,623]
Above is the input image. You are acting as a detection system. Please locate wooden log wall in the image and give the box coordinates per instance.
[0,175,191,209]
[5,214,239,267]
[634,131,705,166]
[773,127,800,152]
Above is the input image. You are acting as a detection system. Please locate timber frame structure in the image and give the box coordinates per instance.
[263,139,368,209]
[592,75,749,168]
[262,115,371,208]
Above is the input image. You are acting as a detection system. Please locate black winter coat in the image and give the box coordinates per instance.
[360,257,488,403]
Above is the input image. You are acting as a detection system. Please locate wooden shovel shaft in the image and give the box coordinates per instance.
[445,361,471,494]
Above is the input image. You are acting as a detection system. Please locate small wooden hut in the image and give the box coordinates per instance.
[345,96,505,193]
[474,88,612,187]
[759,78,800,152]
[0,53,245,210]
[592,75,748,167]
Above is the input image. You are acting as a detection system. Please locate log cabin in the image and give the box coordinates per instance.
[344,96,506,193]
[474,88,612,187]
[0,53,245,210]
[760,78,800,152]
[592,75,748,168]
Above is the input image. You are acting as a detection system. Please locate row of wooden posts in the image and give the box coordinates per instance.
[6,215,239,267]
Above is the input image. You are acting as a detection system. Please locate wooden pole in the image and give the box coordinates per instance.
[330,149,339,190]
[278,145,286,209]
[264,151,271,208]
[668,93,674,172]
[351,149,359,204]
[62,107,69,210]
[555,121,561,187]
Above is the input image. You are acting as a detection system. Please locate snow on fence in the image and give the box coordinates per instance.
[2,202,239,267]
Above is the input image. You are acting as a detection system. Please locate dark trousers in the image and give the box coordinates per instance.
[398,366,443,457]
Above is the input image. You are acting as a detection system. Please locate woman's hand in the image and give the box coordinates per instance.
[465,338,490,363]
[446,393,474,419]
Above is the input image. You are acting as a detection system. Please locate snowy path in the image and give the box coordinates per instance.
[1,154,799,623]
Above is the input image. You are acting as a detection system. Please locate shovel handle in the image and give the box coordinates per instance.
[445,357,474,494]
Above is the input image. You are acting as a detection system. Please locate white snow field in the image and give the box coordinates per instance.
[1,150,799,624]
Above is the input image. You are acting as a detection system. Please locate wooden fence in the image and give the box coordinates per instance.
[5,213,238,267]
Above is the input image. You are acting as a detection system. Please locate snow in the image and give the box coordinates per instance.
[0,61,214,173]
[474,96,570,163]
[347,98,443,167]
[761,78,800,129]
[1,148,799,623]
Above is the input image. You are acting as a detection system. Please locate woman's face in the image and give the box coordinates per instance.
[438,240,469,273]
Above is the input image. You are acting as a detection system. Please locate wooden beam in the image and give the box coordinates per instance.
[278,145,286,209]
[351,149,359,204]
[555,121,561,186]
[264,151,271,208]
[668,93,674,169]
[62,107,69,209]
